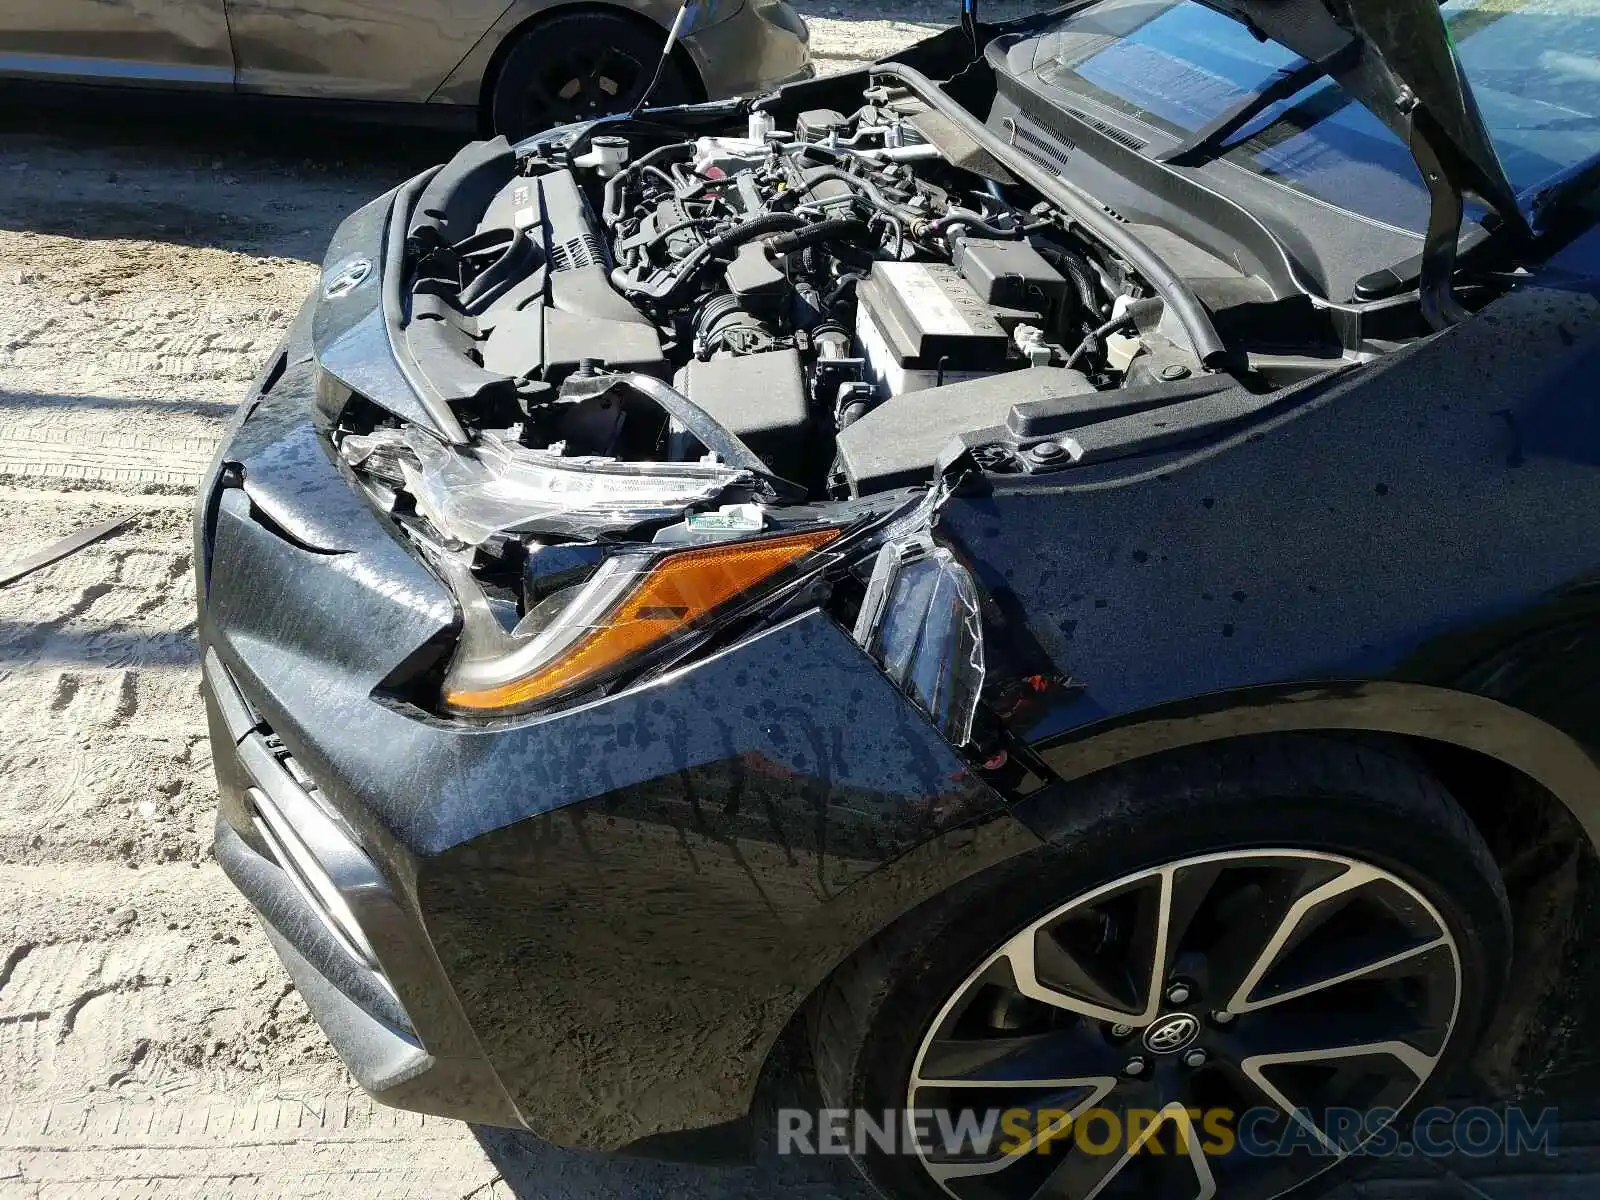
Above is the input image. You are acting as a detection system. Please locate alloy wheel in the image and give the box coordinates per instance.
[523,46,648,127]
[907,849,1461,1200]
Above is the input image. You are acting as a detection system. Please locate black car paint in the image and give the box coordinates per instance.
[199,273,1037,1147]
[195,38,1600,1162]
[941,235,1600,845]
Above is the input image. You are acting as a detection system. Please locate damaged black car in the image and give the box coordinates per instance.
[197,2,1600,1197]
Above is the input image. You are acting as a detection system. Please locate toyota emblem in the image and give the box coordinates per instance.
[322,256,373,300]
[1142,1013,1201,1055]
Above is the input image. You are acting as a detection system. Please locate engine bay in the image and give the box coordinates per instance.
[340,80,1223,538]
[316,54,1527,721]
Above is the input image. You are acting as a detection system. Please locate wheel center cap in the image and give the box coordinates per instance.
[1142,1012,1201,1055]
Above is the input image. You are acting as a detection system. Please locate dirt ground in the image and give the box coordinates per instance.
[0,10,966,1198]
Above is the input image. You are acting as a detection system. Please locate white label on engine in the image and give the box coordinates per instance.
[882,262,974,336]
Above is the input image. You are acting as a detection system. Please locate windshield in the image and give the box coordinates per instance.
[1026,0,1600,230]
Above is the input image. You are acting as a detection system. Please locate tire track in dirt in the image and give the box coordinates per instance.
[0,866,349,1106]
[0,503,210,864]
[0,426,215,489]
[0,1099,505,1200]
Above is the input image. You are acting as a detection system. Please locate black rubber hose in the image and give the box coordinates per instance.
[875,61,1229,367]
[1063,298,1161,370]
[793,143,855,170]
[561,372,807,501]
[615,212,808,304]
[821,272,864,310]
[1058,252,1104,321]
[1063,312,1133,370]
[645,215,711,246]
[603,143,694,225]
[702,213,809,257]
[1036,243,1104,324]
[763,218,875,258]
[930,209,1022,240]
[790,161,923,223]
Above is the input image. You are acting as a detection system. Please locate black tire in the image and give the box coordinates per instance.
[488,11,693,141]
[810,735,1511,1200]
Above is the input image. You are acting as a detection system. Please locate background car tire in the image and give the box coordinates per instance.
[810,735,1512,1200]
[489,11,694,141]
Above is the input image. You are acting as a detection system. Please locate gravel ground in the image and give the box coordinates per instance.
[0,7,1584,1198]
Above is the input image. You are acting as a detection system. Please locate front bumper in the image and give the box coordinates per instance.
[196,297,1026,1149]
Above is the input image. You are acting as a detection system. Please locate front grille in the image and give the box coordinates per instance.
[247,787,378,969]
[206,649,414,1032]
[259,732,353,837]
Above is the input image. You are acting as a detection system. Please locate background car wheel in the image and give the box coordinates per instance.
[811,735,1511,1200]
[489,11,694,141]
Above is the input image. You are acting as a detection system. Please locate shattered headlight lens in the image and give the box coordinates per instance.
[437,527,841,716]
[393,460,986,741]
[349,426,754,546]
[852,534,986,747]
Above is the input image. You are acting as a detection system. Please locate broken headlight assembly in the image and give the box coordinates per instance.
[853,533,985,748]
[435,526,842,716]
[412,490,986,745]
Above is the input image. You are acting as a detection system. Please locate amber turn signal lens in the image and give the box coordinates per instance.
[444,527,841,713]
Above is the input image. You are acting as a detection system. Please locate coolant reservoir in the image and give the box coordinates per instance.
[572,135,630,179]
[748,110,776,142]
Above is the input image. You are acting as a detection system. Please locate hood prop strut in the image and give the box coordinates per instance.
[1412,128,1471,330]
[1195,0,1531,330]
[961,0,981,55]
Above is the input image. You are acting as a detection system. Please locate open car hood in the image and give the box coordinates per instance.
[1181,0,1530,322]
[1196,0,1521,222]
[968,0,1527,321]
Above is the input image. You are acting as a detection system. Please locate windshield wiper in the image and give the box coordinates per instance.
[1158,37,1361,168]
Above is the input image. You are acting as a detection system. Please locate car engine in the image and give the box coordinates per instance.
[593,100,1113,483]
[364,84,1193,512]
[326,81,1233,721]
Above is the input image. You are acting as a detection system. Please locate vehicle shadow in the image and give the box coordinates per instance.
[473,1126,874,1199]
[0,99,461,262]
[465,1011,1600,1200]
[470,1032,876,1198]
[0,618,198,669]
[0,388,237,421]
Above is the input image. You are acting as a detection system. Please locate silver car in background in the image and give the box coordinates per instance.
[0,0,812,138]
